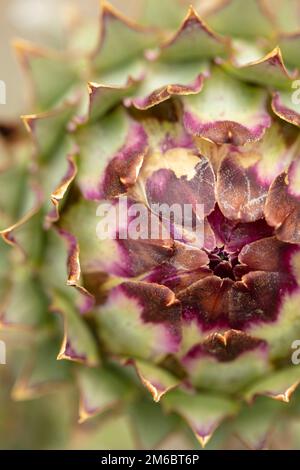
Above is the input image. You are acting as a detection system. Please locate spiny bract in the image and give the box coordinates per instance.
[1,0,300,450]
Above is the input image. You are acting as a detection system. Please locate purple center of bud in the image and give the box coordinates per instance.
[207,246,239,281]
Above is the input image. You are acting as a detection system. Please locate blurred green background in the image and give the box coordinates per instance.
[0,0,142,121]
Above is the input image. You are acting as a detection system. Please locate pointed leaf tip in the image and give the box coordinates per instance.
[228,45,296,89]
[133,360,180,402]
[159,5,229,63]
[162,389,238,447]
[244,367,300,403]
[93,0,157,76]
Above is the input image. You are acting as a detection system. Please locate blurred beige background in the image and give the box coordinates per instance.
[0,0,138,121]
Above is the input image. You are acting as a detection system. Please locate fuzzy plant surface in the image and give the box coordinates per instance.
[1,0,300,450]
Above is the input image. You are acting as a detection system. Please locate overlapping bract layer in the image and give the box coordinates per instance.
[2,0,300,449]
